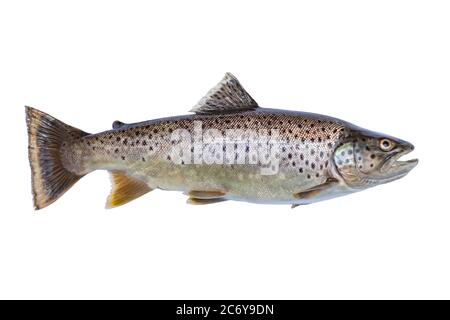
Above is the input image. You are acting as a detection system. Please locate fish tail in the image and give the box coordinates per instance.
[25,106,89,210]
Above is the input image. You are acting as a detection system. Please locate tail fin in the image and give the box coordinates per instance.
[25,106,89,210]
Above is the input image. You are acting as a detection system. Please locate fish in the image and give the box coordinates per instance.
[25,72,418,210]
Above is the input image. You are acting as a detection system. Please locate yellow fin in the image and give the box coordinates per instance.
[106,171,152,208]
[188,190,226,199]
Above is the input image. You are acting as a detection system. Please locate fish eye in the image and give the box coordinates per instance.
[379,138,394,151]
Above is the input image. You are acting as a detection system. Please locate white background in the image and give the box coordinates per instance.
[0,0,449,299]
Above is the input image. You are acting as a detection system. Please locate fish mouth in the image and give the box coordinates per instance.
[380,147,418,176]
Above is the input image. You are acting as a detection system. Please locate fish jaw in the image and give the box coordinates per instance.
[379,144,419,182]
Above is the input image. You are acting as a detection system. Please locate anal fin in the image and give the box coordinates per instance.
[106,171,152,208]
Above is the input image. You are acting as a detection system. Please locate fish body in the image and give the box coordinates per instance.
[26,73,418,209]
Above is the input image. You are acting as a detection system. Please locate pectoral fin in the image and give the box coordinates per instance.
[106,171,152,208]
[294,178,339,200]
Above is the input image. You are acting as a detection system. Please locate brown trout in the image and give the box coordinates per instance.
[26,73,418,210]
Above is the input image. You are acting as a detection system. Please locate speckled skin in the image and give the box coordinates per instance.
[61,108,362,205]
[27,73,418,209]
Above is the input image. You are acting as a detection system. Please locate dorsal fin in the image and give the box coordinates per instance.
[190,73,259,114]
[112,120,126,129]
[106,171,152,208]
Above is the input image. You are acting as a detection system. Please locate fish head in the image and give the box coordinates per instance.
[333,128,418,189]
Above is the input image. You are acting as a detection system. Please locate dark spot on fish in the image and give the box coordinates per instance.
[123,139,128,145]
[153,129,158,134]
[114,148,119,153]
[288,153,292,159]
[142,157,145,162]
[311,163,316,169]
[311,150,315,156]
[307,174,311,179]
[167,155,171,161]
[316,173,320,178]
[292,161,296,167]
[116,137,121,142]
[299,167,304,173]
[320,151,324,158]
[149,146,153,151]
[121,156,125,160]
[300,154,304,160]
[370,154,376,159]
